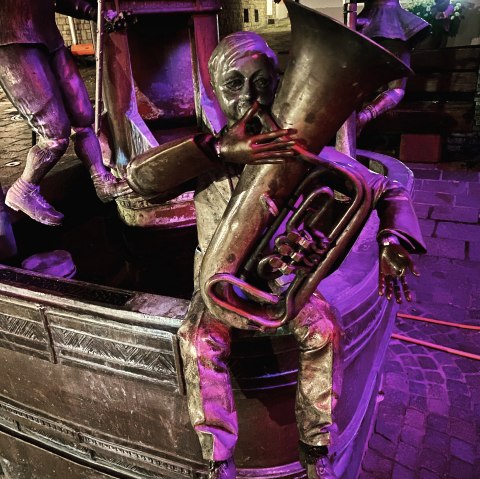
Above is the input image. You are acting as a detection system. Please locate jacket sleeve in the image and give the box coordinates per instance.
[369,173,427,254]
[55,0,96,20]
[126,134,220,199]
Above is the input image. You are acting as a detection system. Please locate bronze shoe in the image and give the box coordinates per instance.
[207,458,236,479]
[92,172,132,203]
[300,442,337,479]
[305,455,337,479]
[5,178,63,226]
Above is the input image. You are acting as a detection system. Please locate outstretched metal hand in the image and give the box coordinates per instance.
[379,243,419,303]
[216,102,297,165]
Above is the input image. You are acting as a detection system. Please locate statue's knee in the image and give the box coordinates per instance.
[37,136,70,155]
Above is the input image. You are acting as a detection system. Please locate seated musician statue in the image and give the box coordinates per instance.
[126,31,426,479]
[356,0,430,132]
[0,0,130,226]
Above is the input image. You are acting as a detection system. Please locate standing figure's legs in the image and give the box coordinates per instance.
[289,292,340,479]
[0,44,71,225]
[50,47,131,202]
[177,292,237,478]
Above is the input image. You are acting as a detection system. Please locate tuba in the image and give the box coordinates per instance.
[199,0,412,330]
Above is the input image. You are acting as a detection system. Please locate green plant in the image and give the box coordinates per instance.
[404,0,464,36]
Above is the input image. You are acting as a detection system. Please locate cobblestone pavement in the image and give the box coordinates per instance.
[0,37,479,479]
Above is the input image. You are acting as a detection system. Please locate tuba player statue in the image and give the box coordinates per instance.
[0,0,130,226]
[127,31,426,479]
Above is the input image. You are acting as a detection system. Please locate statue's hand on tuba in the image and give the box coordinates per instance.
[199,0,414,331]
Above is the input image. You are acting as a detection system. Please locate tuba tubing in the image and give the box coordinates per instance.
[199,0,412,330]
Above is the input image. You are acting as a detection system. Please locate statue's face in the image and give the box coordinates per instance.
[212,53,278,125]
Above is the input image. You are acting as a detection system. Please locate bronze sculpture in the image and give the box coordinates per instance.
[0,0,130,226]
[356,0,430,131]
[126,2,426,477]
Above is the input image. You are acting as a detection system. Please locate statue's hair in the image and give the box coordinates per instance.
[208,31,278,87]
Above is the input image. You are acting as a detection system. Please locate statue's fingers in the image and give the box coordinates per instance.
[409,262,420,277]
[253,139,296,152]
[393,278,402,304]
[378,272,386,296]
[254,128,296,142]
[251,158,288,165]
[385,276,394,301]
[253,151,296,160]
[401,275,412,302]
[241,101,261,124]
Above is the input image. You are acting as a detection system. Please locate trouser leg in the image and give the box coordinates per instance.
[0,44,71,224]
[178,293,238,462]
[289,292,340,448]
[49,47,130,201]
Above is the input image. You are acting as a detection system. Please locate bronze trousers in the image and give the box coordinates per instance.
[178,291,339,462]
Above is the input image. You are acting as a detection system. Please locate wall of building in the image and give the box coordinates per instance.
[219,0,269,36]
[55,14,94,46]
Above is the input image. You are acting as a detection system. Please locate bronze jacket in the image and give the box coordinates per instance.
[0,0,95,52]
[127,136,426,255]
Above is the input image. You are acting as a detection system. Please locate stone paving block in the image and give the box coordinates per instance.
[424,430,450,453]
[385,371,408,389]
[424,236,466,260]
[418,356,438,370]
[392,463,415,479]
[449,406,474,422]
[421,178,468,195]
[442,365,464,381]
[411,168,442,180]
[400,355,419,367]
[394,441,419,470]
[446,379,470,396]
[414,178,423,190]
[450,437,476,464]
[426,413,449,432]
[430,205,479,223]
[400,426,424,447]
[454,357,479,374]
[441,170,480,182]
[413,203,431,219]
[358,472,377,479]
[376,414,403,443]
[427,397,450,416]
[414,190,454,206]
[404,367,424,382]
[368,433,397,459]
[450,394,472,410]
[424,371,444,384]
[409,381,427,397]
[418,218,436,237]
[362,449,394,475]
[469,241,480,261]
[449,418,478,444]
[448,457,475,479]
[404,408,426,429]
[418,448,448,474]
[436,222,480,241]
[409,395,428,412]
[464,373,480,389]
[419,469,441,479]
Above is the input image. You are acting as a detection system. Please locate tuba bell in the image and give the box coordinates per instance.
[199,0,412,330]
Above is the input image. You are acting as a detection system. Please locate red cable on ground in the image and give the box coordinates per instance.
[391,333,480,361]
[397,312,480,331]
[393,313,480,360]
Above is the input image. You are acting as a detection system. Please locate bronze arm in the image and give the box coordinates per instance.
[126,134,219,199]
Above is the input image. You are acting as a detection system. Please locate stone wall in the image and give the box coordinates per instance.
[55,14,94,46]
[219,0,269,37]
